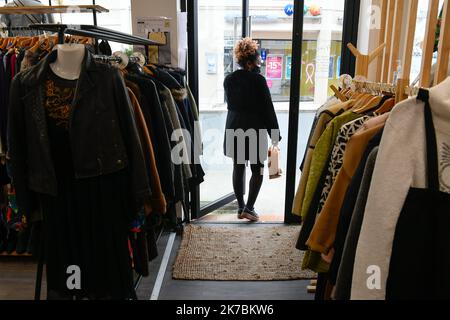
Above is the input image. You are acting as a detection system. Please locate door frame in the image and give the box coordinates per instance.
[186,0,360,222]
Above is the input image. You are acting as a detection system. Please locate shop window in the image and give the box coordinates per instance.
[409,0,445,83]
[52,0,132,52]
[250,0,345,108]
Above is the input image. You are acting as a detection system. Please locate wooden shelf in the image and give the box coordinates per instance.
[0,252,33,257]
[0,5,109,15]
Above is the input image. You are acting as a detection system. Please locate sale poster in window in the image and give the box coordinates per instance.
[266,55,284,79]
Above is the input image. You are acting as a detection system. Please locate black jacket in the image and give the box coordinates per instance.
[223,70,280,162]
[125,74,176,202]
[7,49,150,216]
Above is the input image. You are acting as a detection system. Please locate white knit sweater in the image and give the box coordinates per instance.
[351,77,450,300]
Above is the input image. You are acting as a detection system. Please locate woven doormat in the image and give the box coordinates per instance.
[172,225,317,281]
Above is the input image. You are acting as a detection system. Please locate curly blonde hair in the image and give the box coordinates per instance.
[234,37,260,67]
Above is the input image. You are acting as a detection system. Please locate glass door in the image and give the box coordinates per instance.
[194,0,347,222]
[291,0,346,222]
[246,0,295,222]
[249,0,346,222]
[197,0,242,219]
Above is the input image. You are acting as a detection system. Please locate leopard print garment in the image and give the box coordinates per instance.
[316,115,372,215]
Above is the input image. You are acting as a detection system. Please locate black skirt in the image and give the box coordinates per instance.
[223,111,269,164]
[40,170,135,299]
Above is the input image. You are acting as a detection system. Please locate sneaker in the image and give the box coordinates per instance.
[241,207,260,222]
[237,208,244,219]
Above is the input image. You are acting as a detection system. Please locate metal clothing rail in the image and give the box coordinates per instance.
[351,78,420,98]
[93,53,145,70]
[0,26,31,32]
[28,24,161,50]
[29,24,160,46]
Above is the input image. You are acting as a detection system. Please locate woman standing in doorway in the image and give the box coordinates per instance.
[223,38,281,222]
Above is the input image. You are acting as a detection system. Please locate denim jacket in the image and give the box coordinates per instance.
[7,48,151,216]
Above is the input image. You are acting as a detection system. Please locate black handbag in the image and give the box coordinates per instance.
[386,89,450,300]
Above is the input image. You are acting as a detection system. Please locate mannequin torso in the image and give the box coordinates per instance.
[50,44,85,80]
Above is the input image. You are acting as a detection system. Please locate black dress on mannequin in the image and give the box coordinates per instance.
[41,71,135,300]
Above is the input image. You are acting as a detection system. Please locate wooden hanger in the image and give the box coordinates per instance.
[6,37,18,50]
[29,42,40,53]
[0,38,8,49]
[41,38,50,51]
[49,35,59,50]
[18,37,32,48]
[29,36,39,47]
[29,36,43,53]
[354,95,383,114]
[342,88,354,99]
[349,89,365,100]
[41,35,54,51]
[1,37,12,50]
[330,85,348,102]
[120,68,129,77]
[351,93,372,110]
[375,97,396,114]
[143,65,155,77]
[344,99,356,111]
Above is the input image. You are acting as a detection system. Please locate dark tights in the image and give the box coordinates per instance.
[233,162,264,210]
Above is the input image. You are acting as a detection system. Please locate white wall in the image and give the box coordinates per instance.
[130,0,180,66]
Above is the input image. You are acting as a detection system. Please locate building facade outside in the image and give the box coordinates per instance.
[198,0,345,113]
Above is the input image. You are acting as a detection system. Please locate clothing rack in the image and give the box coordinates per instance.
[25,26,158,300]
[344,0,450,104]
[0,28,159,302]
[1,3,165,301]
[312,0,450,299]
[28,24,160,57]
